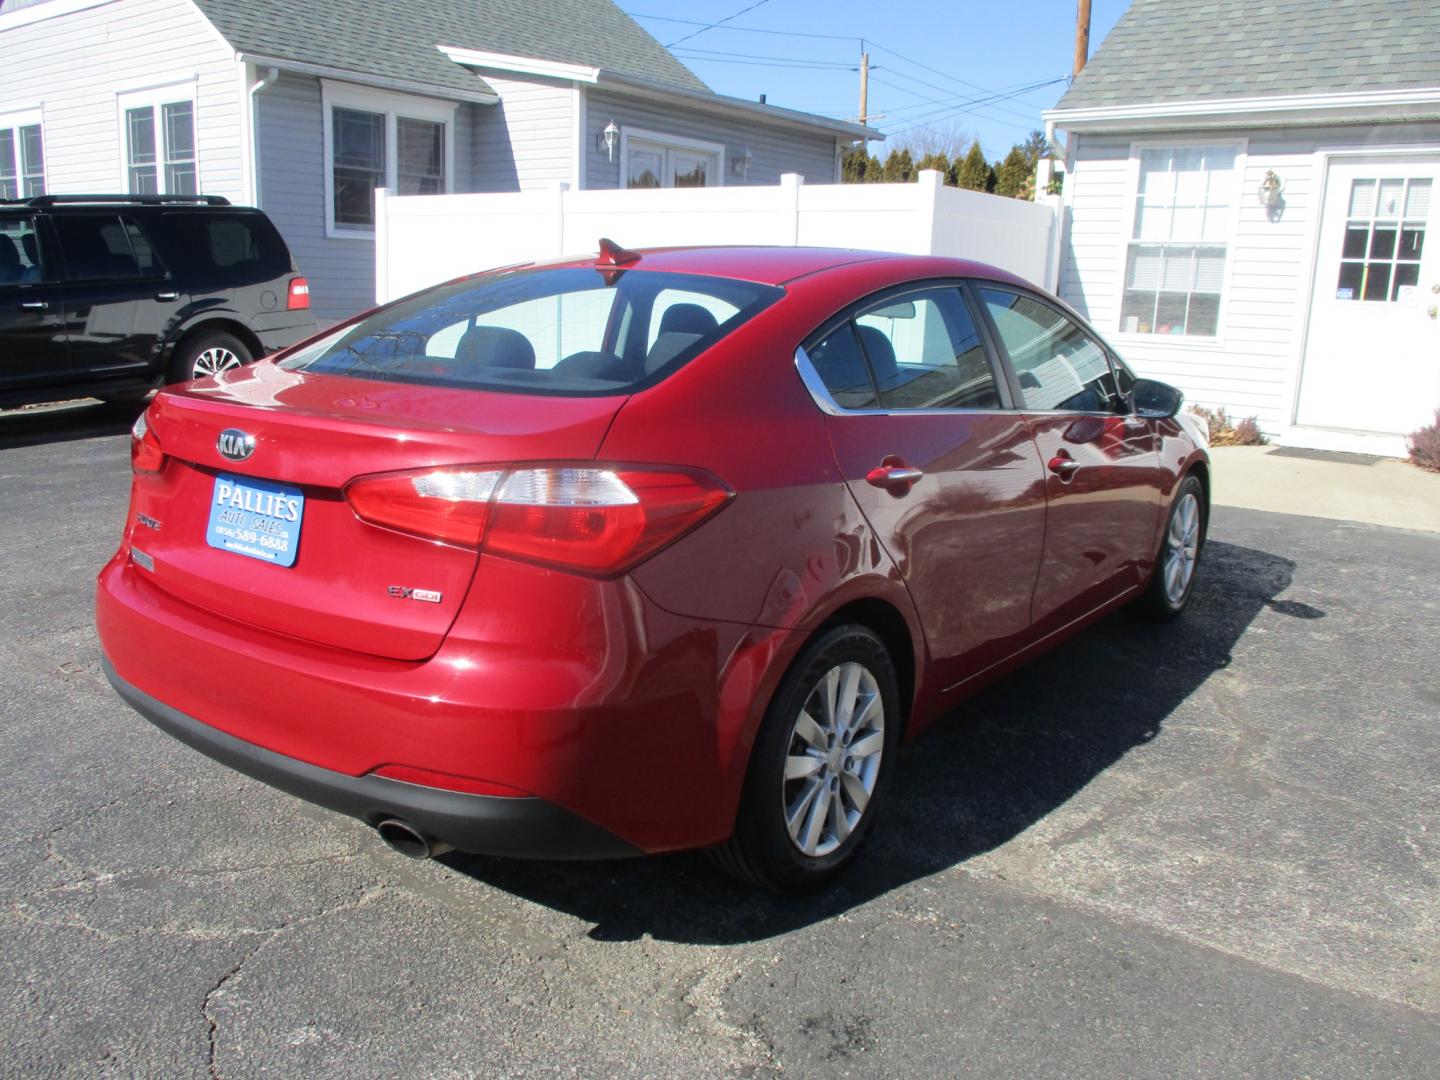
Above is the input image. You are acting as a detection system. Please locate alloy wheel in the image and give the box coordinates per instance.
[1163,491,1201,605]
[192,346,243,378]
[782,661,885,857]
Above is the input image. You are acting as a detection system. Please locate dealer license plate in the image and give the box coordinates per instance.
[205,473,304,568]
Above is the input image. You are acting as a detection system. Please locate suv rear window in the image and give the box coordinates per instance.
[279,267,781,395]
[163,211,290,287]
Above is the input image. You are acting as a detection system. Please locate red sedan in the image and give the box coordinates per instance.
[97,245,1209,891]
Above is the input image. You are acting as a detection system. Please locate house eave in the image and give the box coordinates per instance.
[436,45,879,142]
[236,52,499,105]
[1046,87,1440,133]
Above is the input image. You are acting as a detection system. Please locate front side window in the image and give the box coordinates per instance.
[0,213,46,284]
[980,287,1123,412]
[0,115,45,198]
[281,268,780,395]
[1121,145,1236,338]
[123,94,196,195]
[326,88,452,232]
[808,287,1002,411]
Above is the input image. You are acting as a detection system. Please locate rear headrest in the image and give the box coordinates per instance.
[657,303,719,339]
[456,325,536,370]
[0,234,18,267]
[809,327,872,397]
[855,326,898,381]
[645,331,702,373]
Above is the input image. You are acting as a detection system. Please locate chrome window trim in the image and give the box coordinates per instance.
[793,346,1018,419]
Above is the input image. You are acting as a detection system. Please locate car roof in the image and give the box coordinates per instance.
[536,245,1031,288]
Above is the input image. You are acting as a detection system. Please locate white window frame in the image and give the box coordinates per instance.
[0,107,46,199]
[321,80,457,239]
[1112,137,1247,348]
[116,82,200,196]
[618,127,724,190]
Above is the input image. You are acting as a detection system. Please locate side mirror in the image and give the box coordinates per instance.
[1131,377,1183,420]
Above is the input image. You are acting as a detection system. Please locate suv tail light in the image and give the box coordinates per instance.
[130,410,165,474]
[345,465,731,576]
[287,277,311,310]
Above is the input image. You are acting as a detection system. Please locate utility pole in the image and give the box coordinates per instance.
[1073,0,1092,75]
[858,51,870,125]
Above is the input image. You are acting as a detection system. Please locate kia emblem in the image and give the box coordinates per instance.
[217,428,256,462]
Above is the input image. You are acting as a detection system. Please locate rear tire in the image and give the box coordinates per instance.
[1135,473,1206,620]
[168,329,252,385]
[710,623,900,892]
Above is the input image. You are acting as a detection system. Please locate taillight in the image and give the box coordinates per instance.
[287,277,310,310]
[344,464,731,576]
[130,410,165,474]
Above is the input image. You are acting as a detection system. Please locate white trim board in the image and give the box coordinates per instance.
[238,52,497,106]
[1048,87,1440,133]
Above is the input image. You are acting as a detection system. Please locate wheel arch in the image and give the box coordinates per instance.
[815,596,918,738]
[166,318,264,373]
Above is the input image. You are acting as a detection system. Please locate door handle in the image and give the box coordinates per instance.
[19,300,49,311]
[1048,453,1081,480]
[155,291,180,302]
[866,464,924,489]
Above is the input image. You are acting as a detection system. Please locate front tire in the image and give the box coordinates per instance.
[167,330,252,384]
[711,623,901,892]
[1136,473,1206,620]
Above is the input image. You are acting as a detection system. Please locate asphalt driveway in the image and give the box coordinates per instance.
[2,401,1436,1078]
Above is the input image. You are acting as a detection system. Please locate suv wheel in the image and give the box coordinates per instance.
[710,623,900,892]
[169,330,252,384]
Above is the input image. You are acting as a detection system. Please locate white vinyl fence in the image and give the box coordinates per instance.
[375,171,1062,305]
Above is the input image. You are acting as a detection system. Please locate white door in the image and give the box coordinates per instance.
[1297,156,1440,435]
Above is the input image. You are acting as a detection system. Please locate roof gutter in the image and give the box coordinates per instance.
[236,52,500,105]
[1046,86,1440,132]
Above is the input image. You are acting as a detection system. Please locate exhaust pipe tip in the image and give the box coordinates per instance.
[375,818,452,859]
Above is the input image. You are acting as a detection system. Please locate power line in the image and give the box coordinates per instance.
[628,12,857,42]
[675,53,858,72]
[880,78,1067,138]
[867,72,1060,126]
[665,0,778,48]
[675,45,856,69]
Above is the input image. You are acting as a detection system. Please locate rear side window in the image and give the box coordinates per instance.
[280,267,781,396]
[163,212,290,287]
[808,286,1002,411]
[51,213,161,281]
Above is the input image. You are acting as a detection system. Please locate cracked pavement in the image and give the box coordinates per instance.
[2,400,1437,1078]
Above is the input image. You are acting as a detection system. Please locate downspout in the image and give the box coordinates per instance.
[248,65,280,206]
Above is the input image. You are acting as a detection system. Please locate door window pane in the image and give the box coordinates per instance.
[333,107,385,226]
[626,146,663,189]
[0,214,45,283]
[1335,176,1429,303]
[808,324,879,409]
[397,117,444,195]
[855,288,1000,409]
[980,288,1120,412]
[126,107,158,194]
[52,214,141,280]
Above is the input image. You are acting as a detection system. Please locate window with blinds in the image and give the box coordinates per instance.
[1120,146,1236,338]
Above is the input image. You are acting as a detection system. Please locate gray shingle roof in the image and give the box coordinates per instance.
[1055,0,1440,110]
[192,0,708,99]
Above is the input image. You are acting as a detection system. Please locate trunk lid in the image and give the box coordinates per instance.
[132,362,625,660]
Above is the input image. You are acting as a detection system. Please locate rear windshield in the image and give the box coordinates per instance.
[162,211,291,287]
[278,267,782,396]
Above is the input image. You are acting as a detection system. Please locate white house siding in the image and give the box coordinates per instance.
[584,89,841,190]
[0,0,243,199]
[1060,122,1440,435]
[470,73,575,191]
[256,73,479,320]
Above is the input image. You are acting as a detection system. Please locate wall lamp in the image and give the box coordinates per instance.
[1259,170,1283,209]
[730,145,753,179]
[598,120,619,162]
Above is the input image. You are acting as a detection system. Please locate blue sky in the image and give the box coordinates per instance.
[622,1,1130,158]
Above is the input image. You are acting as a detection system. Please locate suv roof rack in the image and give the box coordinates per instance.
[0,194,232,207]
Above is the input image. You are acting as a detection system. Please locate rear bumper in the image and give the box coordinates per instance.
[103,657,638,860]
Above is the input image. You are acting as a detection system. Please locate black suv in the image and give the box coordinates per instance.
[1,195,318,408]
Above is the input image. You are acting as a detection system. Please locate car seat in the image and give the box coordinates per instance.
[0,235,20,284]
[455,325,536,370]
